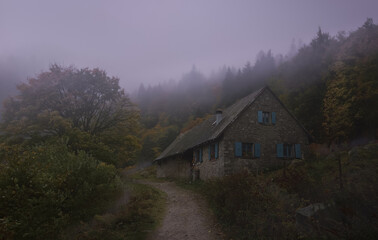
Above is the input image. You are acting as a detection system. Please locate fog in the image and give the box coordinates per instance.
[1,0,378,92]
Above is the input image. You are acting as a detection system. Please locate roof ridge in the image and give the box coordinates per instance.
[155,86,266,161]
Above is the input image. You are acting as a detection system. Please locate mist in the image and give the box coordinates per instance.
[1,1,378,238]
[1,0,378,93]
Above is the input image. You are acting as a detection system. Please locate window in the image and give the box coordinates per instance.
[242,143,254,158]
[235,142,260,158]
[208,143,219,160]
[277,143,301,159]
[194,148,202,163]
[283,144,294,158]
[263,112,270,124]
[258,111,276,124]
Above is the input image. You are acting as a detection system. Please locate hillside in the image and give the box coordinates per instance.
[135,19,378,162]
[178,142,378,239]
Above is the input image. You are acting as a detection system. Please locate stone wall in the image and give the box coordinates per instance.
[194,139,225,180]
[156,156,192,179]
[223,89,309,175]
[156,88,310,180]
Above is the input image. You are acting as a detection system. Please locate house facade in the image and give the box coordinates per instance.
[155,87,311,180]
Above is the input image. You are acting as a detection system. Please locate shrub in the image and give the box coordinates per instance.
[69,182,166,240]
[204,172,300,240]
[0,142,122,239]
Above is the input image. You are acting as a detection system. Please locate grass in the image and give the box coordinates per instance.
[177,174,301,239]
[270,143,378,202]
[174,143,378,239]
[61,169,167,240]
[128,165,162,181]
[174,178,206,193]
[127,165,167,185]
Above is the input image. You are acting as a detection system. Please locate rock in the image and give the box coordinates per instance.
[296,203,327,218]
[296,202,337,237]
[348,147,361,161]
[324,152,338,161]
[363,142,378,152]
[288,159,305,169]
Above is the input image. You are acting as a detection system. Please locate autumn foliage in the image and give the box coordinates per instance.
[0,66,141,238]
[1,65,141,166]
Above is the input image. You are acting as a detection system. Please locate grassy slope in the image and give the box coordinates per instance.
[61,168,166,240]
[177,143,378,239]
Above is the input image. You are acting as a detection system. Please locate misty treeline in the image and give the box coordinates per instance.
[135,18,378,161]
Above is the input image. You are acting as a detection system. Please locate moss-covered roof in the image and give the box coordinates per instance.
[155,87,266,161]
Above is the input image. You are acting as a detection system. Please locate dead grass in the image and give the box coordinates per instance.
[128,165,166,183]
[176,143,378,239]
[61,178,167,240]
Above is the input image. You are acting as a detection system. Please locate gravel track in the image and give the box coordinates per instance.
[144,181,225,240]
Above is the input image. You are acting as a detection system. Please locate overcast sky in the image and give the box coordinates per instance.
[1,0,378,91]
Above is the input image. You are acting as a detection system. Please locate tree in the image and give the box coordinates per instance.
[362,18,374,29]
[322,68,355,144]
[323,20,378,143]
[310,27,331,51]
[323,55,378,143]
[1,65,141,166]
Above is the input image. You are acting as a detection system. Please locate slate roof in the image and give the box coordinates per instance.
[155,87,266,161]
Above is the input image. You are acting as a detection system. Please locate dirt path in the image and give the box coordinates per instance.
[144,181,225,240]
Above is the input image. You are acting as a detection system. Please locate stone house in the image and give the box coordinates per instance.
[155,86,311,180]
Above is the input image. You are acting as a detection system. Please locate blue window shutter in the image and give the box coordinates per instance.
[286,145,289,157]
[199,148,203,162]
[271,112,276,124]
[295,144,301,159]
[277,144,283,158]
[258,111,263,123]
[208,145,211,160]
[235,142,242,157]
[215,143,219,159]
[254,143,261,158]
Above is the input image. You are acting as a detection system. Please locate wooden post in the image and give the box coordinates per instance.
[337,153,343,190]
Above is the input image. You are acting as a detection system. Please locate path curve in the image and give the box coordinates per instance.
[144,181,224,240]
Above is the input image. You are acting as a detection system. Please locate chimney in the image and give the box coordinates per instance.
[215,109,223,125]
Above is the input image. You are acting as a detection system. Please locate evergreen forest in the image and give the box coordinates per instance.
[135,19,378,163]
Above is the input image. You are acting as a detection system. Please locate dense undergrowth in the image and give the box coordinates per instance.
[178,143,378,239]
[177,172,301,239]
[0,66,143,240]
[0,142,122,239]
[128,165,161,181]
[0,141,166,240]
[63,180,166,240]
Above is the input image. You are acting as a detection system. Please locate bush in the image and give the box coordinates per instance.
[203,172,300,240]
[69,182,166,240]
[0,142,122,239]
[272,143,378,238]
